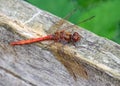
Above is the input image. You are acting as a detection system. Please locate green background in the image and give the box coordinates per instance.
[25,0,120,44]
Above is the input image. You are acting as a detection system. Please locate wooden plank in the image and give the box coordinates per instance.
[0,0,120,86]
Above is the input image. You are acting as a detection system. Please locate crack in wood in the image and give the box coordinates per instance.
[0,66,37,86]
[24,11,41,24]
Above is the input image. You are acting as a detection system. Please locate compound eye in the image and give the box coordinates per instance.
[72,32,81,42]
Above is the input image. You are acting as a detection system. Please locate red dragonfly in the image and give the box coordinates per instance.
[10,30,81,46]
[10,8,94,80]
[10,8,82,46]
[10,16,94,46]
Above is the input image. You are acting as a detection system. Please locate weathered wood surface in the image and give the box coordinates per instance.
[0,0,120,86]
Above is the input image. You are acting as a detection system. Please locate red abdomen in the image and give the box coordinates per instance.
[10,35,54,46]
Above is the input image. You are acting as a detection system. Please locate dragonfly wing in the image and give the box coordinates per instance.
[60,16,95,31]
[48,19,65,34]
[48,7,79,34]
[51,44,88,80]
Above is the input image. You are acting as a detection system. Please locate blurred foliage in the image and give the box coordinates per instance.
[25,0,120,44]
[76,0,104,8]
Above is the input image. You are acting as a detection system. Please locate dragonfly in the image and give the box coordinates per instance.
[10,8,81,46]
[10,8,94,80]
[10,8,94,46]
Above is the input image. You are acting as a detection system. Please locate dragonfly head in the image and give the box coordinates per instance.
[71,32,81,42]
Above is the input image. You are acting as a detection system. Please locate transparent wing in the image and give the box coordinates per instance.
[48,7,79,34]
[51,44,88,80]
[60,16,95,31]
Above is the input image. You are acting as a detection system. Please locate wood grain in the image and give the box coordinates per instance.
[0,0,120,86]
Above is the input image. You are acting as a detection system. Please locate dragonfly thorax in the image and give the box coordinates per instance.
[53,31,81,44]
